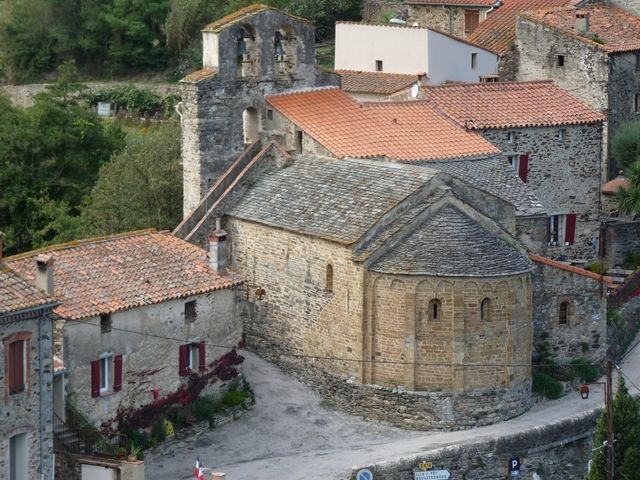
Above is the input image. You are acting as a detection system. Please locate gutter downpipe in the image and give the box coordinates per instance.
[39,314,44,480]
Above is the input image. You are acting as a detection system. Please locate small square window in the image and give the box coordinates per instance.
[185,300,197,322]
[507,155,519,171]
[471,53,477,69]
[635,93,640,113]
[267,108,273,120]
[375,60,383,72]
[100,314,112,333]
[507,132,515,144]
[558,128,566,141]
[636,53,640,71]
[556,55,565,67]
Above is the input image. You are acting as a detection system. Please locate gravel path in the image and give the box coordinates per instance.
[145,339,640,480]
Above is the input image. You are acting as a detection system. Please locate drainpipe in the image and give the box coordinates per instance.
[485,0,502,17]
[39,314,44,480]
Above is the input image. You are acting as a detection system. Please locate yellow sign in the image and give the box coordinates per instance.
[419,462,433,471]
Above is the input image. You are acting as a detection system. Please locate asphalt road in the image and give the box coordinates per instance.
[145,339,640,480]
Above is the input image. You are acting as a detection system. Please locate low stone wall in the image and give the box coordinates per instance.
[348,409,597,480]
[248,338,532,431]
[609,295,640,361]
[604,219,640,267]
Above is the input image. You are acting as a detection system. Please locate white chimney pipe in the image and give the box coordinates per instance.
[209,226,228,274]
[35,254,54,295]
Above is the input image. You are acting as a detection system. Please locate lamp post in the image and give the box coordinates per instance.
[580,360,613,480]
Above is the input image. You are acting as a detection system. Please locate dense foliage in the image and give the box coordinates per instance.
[587,376,640,480]
[0,0,361,82]
[612,120,640,215]
[0,62,183,255]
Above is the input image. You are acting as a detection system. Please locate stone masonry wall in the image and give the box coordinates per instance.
[0,315,54,480]
[604,0,640,16]
[531,263,607,365]
[348,409,598,479]
[63,290,241,425]
[481,124,603,259]
[603,218,640,267]
[180,8,339,214]
[516,16,611,175]
[406,5,492,38]
[227,217,366,381]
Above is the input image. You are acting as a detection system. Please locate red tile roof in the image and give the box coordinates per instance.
[408,0,496,5]
[468,0,572,55]
[203,4,310,33]
[182,68,217,83]
[423,80,604,129]
[337,70,419,95]
[520,5,640,53]
[6,230,242,321]
[0,266,54,317]
[529,254,614,284]
[602,175,630,195]
[266,87,499,161]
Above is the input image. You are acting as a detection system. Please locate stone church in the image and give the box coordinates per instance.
[175,4,608,428]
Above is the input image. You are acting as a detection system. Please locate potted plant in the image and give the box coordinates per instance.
[127,444,141,462]
[115,447,127,459]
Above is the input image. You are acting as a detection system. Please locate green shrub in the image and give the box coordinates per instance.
[532,372,563,399]
[587,260,608,275]
[150,418,166,444]
[570,358,600,383]
[624,250,640,269]
[162,418,174,437]
[221,390,248,407]
[192,396,219,421]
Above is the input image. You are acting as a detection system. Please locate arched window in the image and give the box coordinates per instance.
[274,26,297,74]
[325,264,334,292]
[559,301,569,325]
[480,297,491,321]
[242,107,260,144]
[428,299,441,321]
[237,25,258,77]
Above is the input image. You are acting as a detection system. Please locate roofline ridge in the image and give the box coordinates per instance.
[5,228,157,262]
[424,80,554,90]
[203,4,312,32]
[265,85,341,99]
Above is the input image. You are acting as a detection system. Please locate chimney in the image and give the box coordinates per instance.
[35,254,54,295]
[575,11,589,34]
[209,219,227,274]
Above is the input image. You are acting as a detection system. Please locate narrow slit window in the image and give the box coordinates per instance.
[325,264,334,292]
[429,299,441,321]
[375,60,383,72]
[471,53,477,69]
[559,301,569,325]
[480,298,491,321]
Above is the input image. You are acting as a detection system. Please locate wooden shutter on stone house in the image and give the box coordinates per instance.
[179,344,189,376]
[518,154,529,183]
[91,360,101,397]
[9,341,24,394]
[465,10,480,34]
[565,213,576,245]
[113,355,123,392]
[199,341,206,372]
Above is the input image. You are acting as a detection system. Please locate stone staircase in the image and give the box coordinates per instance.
[53,413,127,458]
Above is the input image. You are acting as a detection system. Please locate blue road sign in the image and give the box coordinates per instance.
[510,457,521,476]
[356,469,373,480]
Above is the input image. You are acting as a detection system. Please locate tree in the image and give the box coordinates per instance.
[83,121,182,235]
[612,120,640,170]
[587,375,640,480]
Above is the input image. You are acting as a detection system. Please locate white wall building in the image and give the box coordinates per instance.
[334,22,498,85]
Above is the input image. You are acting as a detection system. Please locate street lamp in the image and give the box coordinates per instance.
[579,360,613,480]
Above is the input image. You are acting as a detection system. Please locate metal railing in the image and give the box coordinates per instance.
[53,413,128,458]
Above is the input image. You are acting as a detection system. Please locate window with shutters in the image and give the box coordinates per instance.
[8,340,25,395]
[547,214,576,246]
[91,353,121,397]
[180,341,206,376]
[4,332,31,402]
[464,9,480,34]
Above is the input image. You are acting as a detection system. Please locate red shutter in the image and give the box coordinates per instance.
[9,341,24,394]
[518,154,529,183]
[565,213,577,245]
[199,341,206,372]
[179,344,189,376]
[113,355,123,392]
[91,360,101,397]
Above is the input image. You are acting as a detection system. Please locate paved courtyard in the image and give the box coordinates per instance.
[145,339,640,480]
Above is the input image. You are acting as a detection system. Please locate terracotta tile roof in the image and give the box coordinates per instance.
[0,266,53,317]
[6,230,242,321]
[468,0,573,55]
[203,4,310,33]
[408,0,496,5]
[266,87,499,161]
[423,81,604,129]
[529,254,614,284]
[520,5,640,54]
[182,68,217,83]
[602,175,630,195]
[337,70,419,95]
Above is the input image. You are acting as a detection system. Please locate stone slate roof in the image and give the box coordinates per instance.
[266,87,499,161]
[371,205,533,276]
[468,0,573,55]
[227,156,439,244]
[424,81,604,129]
[337,70,419,95]
[7,230,242,320]
[520,4,640,54]
[428,156,547,215]
[0,266,54,318]
[203,4,311,32]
